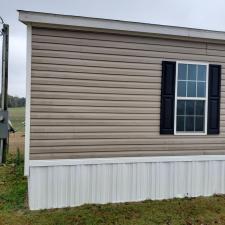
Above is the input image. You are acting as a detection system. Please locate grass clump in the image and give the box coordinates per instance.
[0,152,26,211]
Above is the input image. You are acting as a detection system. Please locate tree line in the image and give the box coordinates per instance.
[0,94,26,108]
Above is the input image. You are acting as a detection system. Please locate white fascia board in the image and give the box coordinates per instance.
[24,25,31,176]
[18,10,225,42]
[30,155,225,167]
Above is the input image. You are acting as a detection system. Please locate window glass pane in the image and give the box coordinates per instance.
[195,116,204,131]
[177,81,186,97]
[186,100,195,115]
[177,100,185,115]
[197,82,206,97]
[175,63,207,134]
[195,101,205,115]
[198,65,206,81]
[178,64,187,80]
[177,116,185,131]
[188,64,196,80]
[185,116,194,131]
[187,81,196,97]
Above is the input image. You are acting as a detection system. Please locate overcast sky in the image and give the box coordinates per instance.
[1,0,225,97]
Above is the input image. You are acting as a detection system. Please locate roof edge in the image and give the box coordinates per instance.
[18,10,225,42]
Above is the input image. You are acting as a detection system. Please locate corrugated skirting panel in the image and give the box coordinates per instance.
[29,159,225,210]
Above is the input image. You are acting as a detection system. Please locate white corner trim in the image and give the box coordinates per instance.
[29,155,225,167]
[24,25,32,176]
[18,10,225,42]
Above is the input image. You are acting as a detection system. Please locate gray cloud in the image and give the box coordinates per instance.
[0,0,225,97]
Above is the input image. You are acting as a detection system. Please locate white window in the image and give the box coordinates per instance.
[174,62,208,135]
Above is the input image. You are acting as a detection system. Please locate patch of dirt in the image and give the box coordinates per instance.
[8,132,24,154]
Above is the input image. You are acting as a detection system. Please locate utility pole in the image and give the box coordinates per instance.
[0,19,9,164]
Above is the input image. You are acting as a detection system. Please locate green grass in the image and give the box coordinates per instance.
[0,154,26,212]
[2,156,225,224]
[8,107,25,133]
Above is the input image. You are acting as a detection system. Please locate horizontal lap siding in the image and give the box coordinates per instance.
[30,27,225,160]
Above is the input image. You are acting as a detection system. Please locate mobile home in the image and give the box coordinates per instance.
[19,10,225,210]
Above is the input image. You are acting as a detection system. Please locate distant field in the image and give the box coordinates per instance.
[8,107,25,153]
[8,107,25,133]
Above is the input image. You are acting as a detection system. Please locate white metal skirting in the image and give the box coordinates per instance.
[28,156,225,210]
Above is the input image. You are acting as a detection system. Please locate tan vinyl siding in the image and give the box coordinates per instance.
[30,27,225,160]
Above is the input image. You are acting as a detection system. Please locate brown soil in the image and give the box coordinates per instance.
[8,132,25,154]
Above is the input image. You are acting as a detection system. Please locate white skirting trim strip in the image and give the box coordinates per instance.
[28,156,225,210]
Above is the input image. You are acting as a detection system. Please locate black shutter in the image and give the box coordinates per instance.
[160,61,176,134]
[208,64,221,134]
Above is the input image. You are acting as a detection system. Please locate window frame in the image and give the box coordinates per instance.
[174,61,209,135]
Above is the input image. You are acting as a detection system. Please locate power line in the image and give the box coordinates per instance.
[0,16,4,24]
[0,17,5,36]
